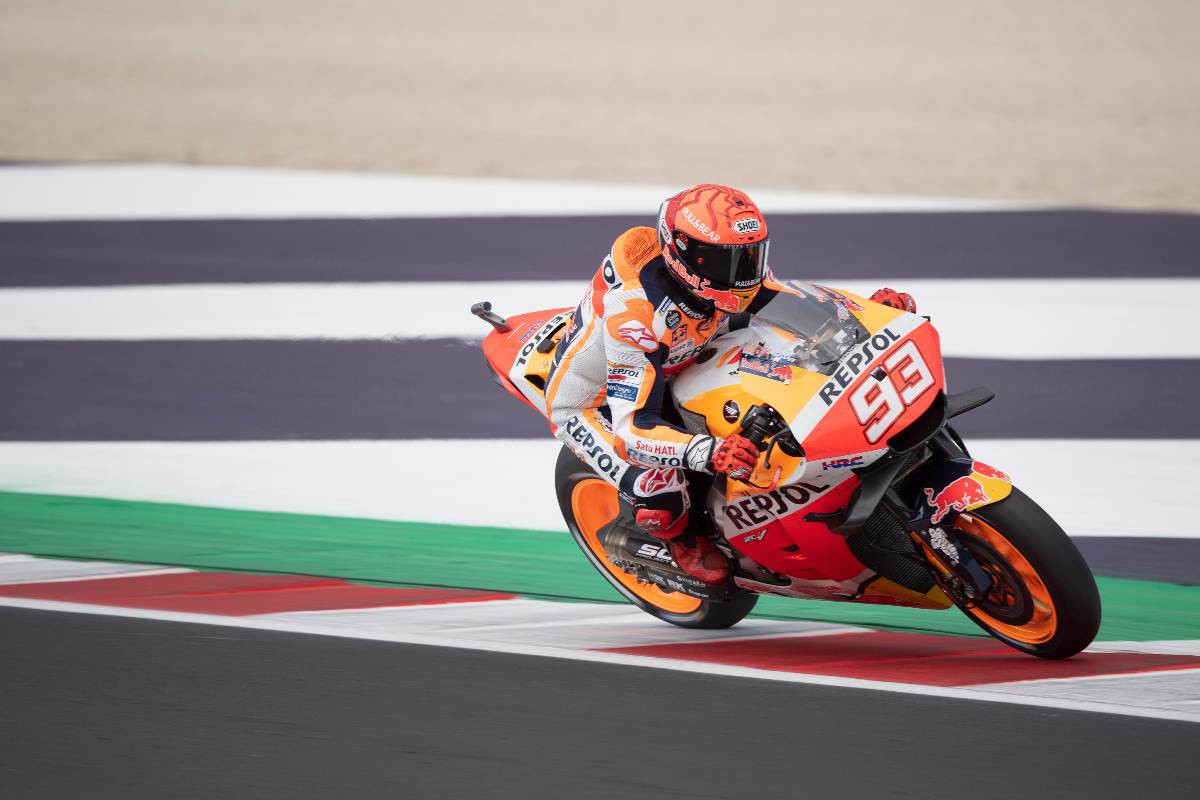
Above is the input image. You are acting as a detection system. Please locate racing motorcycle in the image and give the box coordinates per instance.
[471,283,1101,659]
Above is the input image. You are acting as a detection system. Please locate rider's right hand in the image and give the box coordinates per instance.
[706,434,760,480]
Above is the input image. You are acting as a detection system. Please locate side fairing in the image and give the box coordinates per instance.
[790,320,944,460]
[672,284,944,484]
[716,477,867,583]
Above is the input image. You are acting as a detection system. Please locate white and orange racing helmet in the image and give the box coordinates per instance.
[657,183,769,313]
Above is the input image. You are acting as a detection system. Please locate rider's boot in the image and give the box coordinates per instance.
[635,509,730,585]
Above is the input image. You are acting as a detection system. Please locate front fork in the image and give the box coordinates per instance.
[899,429,1014,601]
[909,519,993,602]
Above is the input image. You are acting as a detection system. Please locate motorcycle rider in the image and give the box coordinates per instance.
[546,183,916,585]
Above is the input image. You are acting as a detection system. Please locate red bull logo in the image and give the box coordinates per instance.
[924,476,990,524]
[972,461,1010,482]
[739,344,795,385]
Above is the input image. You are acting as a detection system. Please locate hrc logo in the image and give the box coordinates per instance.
[822,456,864,471]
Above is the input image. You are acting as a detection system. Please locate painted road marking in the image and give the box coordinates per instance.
[0,164,1023,221]
[0,552,190,585]
[1,440,1197,538]
[1,279,1196,359]
[266,600,865,650]
[1088,640,1200,657]
[600,632,1200,687]
[1,594,1196,725]
[0,570,511,615]
[0,557,1197,723]
[973,669,1200,718]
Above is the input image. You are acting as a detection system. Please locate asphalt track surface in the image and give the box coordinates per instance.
[3,210,1199,286]
[3,607,1195,800]
[4,341,1197,441]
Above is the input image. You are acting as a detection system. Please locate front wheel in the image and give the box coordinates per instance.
[554,447,757,629]
[942,488,1101,659]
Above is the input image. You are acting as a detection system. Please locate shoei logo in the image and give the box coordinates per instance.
[680,206,721,242]
[733,218,760,235]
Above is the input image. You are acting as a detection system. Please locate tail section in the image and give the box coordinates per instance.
[474,302,573,415]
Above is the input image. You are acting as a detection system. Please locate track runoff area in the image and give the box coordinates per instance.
[1,165,1198,794]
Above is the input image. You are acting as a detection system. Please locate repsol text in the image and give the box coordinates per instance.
[819,327,902,406]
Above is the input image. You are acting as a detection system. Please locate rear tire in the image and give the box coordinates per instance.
[946,487,1101,659]
[554,446,757,629]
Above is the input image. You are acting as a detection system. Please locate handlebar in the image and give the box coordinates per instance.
[733,404,804,490]
[737,404,803,460]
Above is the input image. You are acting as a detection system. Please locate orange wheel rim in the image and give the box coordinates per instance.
[571,478,702,614]
[954,514,1058,645]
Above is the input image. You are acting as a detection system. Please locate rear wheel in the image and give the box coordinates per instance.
[939,488,1101,659]
[554,447,757,629]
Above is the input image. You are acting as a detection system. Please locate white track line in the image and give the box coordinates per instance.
[0,164,1024,221]
[1088,641,1200,657]
[0,567,190,585]
[0,553,191,585]
[0,596,1194,724]
[1,439,1196,538]
[981,666,1200,689]
[972,669,1200,717]
[264,601,866,649]
[2,279,1195,359]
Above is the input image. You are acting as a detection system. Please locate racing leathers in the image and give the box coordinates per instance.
[545,226,767,584]
[545,224,920,586]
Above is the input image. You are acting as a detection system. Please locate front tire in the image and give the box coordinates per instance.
[945,488,1101,659]
[554,446,757,629]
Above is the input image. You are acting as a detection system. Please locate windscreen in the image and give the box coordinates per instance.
[746,283,870,377]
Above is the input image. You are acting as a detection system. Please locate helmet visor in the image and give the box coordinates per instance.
[680,236,768,289]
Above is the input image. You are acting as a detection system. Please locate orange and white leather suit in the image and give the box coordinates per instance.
[545,184,916,586]
[546,226,777,526]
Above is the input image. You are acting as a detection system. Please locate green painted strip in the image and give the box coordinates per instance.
[1,490,1195,641]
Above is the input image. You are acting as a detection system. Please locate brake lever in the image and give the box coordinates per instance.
[739,466,783,492]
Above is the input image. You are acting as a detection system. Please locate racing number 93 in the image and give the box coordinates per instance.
[849,341,935,443]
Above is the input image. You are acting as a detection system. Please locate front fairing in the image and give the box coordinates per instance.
[671,282,949,603]
[673,282,944,476]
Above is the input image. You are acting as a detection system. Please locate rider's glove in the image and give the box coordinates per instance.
[870,288,917,313]
[697,434,760,480]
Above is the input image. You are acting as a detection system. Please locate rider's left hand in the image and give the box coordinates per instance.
[870,288,917,313]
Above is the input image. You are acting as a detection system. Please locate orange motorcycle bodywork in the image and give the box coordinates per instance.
[479,285,1015,610]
